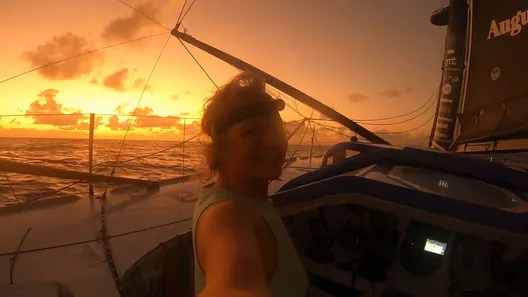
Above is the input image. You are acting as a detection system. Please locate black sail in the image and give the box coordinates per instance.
[430,0,528,151]
[459,1,528,144]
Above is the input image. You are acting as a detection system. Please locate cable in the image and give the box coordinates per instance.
[8,128,201,205]
[280,111,315,174]
[378,113,436,135]
[119,133,202,164]
[311,120,352,139]
[356,93,437,126]
[0,32,168,85]
[109,34,172,172]
[351,88,438,122]
[179,0,198,24]
[0,217,192,257]
[95,31,172,297]
[2,173,21,204]
[176,38,218,88]
[176,0,189,25]
[115,0,170,31]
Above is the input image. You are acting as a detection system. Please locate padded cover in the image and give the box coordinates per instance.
[0,282,73,297]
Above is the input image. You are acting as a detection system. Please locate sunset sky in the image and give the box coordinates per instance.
[0,0,447,144]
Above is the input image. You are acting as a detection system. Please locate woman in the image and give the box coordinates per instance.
[192,72,309,297]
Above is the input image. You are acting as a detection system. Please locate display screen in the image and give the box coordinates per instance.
[424,238,447,255]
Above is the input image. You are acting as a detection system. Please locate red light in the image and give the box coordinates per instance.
[411,242,414,246]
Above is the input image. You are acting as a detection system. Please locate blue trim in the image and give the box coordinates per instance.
[279,143,528,196]
[271,175,528,235]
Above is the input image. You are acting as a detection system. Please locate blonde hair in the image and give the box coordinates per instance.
[200,72,274,180]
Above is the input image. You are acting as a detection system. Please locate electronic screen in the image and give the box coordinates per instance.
[424,238,447,255]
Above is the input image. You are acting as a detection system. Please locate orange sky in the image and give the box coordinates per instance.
[0,0,447,145]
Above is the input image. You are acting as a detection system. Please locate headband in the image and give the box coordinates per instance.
[211,98,285,138]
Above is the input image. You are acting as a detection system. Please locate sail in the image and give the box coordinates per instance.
[458,1,528,144]
[431,0,528,150]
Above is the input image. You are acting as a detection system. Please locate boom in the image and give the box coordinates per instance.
[171,28,389,145]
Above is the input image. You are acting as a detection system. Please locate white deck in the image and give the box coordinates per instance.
[0,158,317,297]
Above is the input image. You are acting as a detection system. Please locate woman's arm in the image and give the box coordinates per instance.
[195,200,271,297]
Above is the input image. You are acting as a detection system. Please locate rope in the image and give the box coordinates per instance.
[96,32,172,296]
[280,111,315,175]
[175,0,189,25]
[381,113,436,134]
[179,0,198,25]
[9,228,31,284]
[0,218,192,257]
[118,133,202,164]
[115,0,170,31]
[2,173,21,204]
[176,38,218,88]
[357,92,437,126]
[352,88,439,122]
[0,32,168,85]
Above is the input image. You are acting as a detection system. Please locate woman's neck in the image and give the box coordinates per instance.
[215,173,269,200]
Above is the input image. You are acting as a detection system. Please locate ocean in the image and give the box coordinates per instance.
[0,137,328,206]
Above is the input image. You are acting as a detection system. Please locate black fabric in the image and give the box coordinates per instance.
[212,98,285,137]
[459,2,528,143]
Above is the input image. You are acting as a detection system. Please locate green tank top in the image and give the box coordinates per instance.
[192,187,309,297]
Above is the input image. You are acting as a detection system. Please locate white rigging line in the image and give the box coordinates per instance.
[358,89,438,126]
[116,0,170,30]
[354,88,439,122]
[92,1,188,294]
[0,32,169,85]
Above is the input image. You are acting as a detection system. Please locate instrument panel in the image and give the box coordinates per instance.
[284,204,527,297]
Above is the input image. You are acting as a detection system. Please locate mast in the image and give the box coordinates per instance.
[171,29,389,145]
[429,1,468,151]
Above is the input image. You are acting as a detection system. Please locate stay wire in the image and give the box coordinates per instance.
[382,113,436,134]
[176,38,218,88]
[20,134,202,204]
[107,34,172,177]
[0,32,168,85]
[352,88,438,122]
[357,91,437,126]
[118,133,203,164]
[179,0,198,24]
[280,110,315,174]
[115,0,170,30]
[2,173,21,204]
[0,217,193,257]
[176,0,189,24]
[96,32,172,297]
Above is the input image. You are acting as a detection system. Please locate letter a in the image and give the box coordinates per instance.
[488,20,500,39]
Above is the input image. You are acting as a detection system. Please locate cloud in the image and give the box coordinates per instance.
[107,104,195,132]
[101,0,163,43]
[379,87,412,98]
[24,89,105,131]
[131,78,149,90]
[103,68,129,91]
[347,93,369,102]
[21,33,104,80]
[107,115,132,131]
[133,106,179,128]
[92,68,149,92]
[26,89,87,126]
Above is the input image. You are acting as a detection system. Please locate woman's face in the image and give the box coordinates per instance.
[220,111,288,181]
